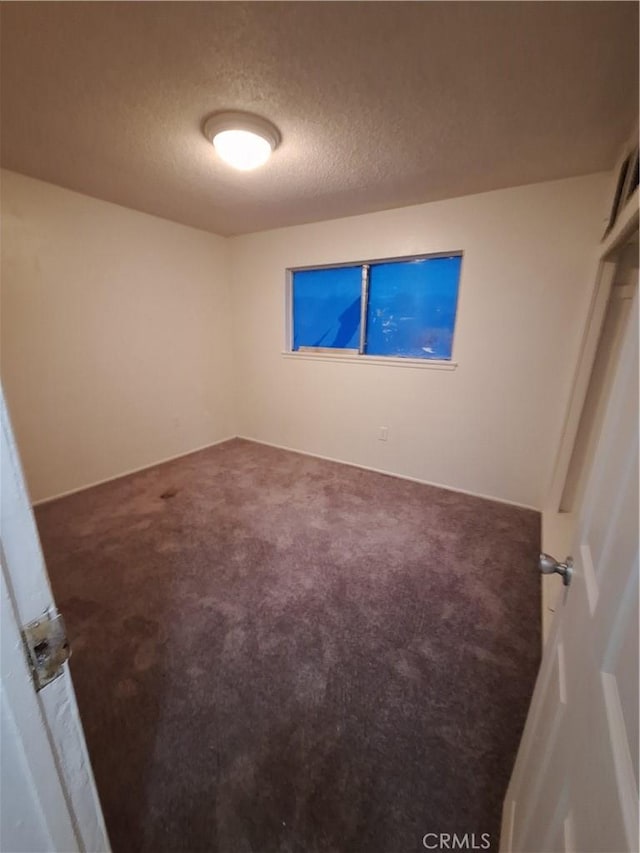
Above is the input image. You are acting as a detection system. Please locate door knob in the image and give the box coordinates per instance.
[539,553,573,586]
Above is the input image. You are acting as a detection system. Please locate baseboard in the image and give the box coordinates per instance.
[237,435,540,512]
[34,432,540,513]
[32,436,237,507]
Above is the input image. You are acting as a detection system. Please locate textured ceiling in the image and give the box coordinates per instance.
[1,2,637,236]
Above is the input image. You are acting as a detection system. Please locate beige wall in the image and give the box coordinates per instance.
[1,170,608,508]
[1,170,235,502]
[229,174,609,509]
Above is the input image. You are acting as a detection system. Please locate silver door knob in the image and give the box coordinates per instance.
[539,553,573,586]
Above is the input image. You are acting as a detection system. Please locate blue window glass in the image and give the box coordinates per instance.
[292,266,362,351]
[365,256,461,359]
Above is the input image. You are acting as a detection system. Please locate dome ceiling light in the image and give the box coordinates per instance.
[203,111,281,172]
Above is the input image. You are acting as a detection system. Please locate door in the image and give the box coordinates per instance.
[501,291,638,852]
[0,386,110,852]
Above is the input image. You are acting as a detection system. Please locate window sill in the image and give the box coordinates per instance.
[281,352,458,370]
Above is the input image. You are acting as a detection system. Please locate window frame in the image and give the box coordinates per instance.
[284,250,463,370]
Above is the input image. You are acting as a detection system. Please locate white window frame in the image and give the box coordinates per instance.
[283,251,462,370]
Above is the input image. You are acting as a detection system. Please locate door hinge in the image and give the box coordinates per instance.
[21,609,71,691]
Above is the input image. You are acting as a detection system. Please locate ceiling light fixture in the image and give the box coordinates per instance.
[203,111,281,171]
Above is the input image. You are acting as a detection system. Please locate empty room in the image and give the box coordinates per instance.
[0,3,638,853]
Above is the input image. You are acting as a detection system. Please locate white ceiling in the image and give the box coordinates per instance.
[1,2,637,236]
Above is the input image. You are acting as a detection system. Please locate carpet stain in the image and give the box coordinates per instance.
[160,487,179,499]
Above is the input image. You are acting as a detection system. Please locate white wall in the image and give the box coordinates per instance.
[229,174,609,509]
[1,170,235,503]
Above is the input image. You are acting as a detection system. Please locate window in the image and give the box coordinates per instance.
[289,253,462,361]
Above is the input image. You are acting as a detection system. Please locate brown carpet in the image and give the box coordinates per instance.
[35,439,541,853]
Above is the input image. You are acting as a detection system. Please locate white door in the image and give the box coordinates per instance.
[501,293,639,852]
[0,387,110,852]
